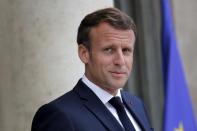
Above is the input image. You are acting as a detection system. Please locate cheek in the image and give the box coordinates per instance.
[92,57,107,71]
[98,56,112,66]
[98,60,112,75]
[126,58,133,69]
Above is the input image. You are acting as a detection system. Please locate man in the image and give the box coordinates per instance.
[31,8,153,131]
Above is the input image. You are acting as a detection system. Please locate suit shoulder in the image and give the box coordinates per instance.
[33,89,79,118]
[32,102,74,131]
[32,90,78,131]
[121,90,142,103]
[33,89,76,119]
[121,90,153,130]
[48,89,81,111]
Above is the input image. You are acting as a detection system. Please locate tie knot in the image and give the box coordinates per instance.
[109,97,124,111]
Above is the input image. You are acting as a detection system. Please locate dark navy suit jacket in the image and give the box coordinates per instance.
[32,79,153,131]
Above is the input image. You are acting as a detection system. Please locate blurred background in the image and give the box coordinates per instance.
[0,0,196,131]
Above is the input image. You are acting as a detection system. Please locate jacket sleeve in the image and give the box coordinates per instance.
[140,99,154,131]
[31,104,74,131]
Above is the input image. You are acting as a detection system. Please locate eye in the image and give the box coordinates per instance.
[122,48,131,52]
[104,48,112,52]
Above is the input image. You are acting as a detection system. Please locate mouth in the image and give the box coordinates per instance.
[109,71,126,77]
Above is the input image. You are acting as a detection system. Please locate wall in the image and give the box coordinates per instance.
[172,0,197,119]
[0,0,113,131]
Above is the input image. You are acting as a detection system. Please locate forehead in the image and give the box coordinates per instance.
[90,22,135,44]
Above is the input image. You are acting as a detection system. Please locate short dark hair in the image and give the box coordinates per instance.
[77,8,136,51]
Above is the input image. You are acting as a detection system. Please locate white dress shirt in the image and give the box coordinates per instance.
[82,75,141,131]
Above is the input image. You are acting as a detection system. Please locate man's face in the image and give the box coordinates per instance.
[82,22,135,95]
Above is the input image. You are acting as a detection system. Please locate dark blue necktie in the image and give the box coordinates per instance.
[109,97,136,131]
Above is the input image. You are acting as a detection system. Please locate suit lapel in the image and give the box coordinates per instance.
[121,91,149,131]
[73,80,123,131]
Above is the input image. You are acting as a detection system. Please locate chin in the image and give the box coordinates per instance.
[110,83,125,90]
[113,80,127,87]
[106,77,127,89]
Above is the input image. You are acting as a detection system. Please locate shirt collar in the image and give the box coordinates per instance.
[82,75,123,104]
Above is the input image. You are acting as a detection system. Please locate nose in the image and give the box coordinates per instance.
[113,50,125,66]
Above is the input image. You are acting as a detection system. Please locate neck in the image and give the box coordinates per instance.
[100,87,118,96]
[83,74,119,96]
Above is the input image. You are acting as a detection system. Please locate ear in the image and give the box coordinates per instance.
[78,44,90,64]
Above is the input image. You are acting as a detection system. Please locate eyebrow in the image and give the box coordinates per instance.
[102,43,133,50]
